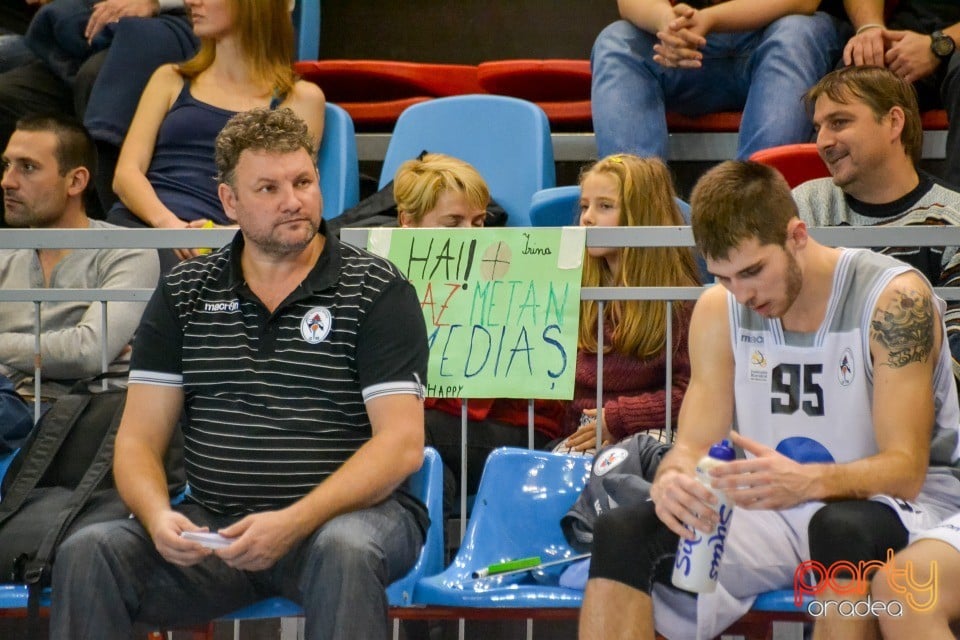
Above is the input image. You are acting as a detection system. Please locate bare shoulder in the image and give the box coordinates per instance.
[144,63,185,103]
[285,80,326,146]
[689,284,732,353]
[870,270,938,369]
[148,63,185,89]
[290,79,326,107]
[691,282,728,320]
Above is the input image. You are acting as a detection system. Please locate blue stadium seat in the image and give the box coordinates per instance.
[413,447,591,608]
[379,95,556,227]
[292,0,320,62]
[0,449,16,494]
[530,189,694,229]
[528,190,710,282]
[529,186,580,227]
[219,447,445,620]
[0,585,51,610]
[318,103,360,221]
[0,450,52,614]
[0,449,443,629]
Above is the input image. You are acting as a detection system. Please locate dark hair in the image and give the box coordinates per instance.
[15,113,97,178]
[215,107,315,187]
[690,161,797,261]
[804,66,922,165]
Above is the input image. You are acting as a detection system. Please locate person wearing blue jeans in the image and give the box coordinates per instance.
[0,0,36,72]
[54,501,423,639]
[0,35,34,73]
[591,0,848,160]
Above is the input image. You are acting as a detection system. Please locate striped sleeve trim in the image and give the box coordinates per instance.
[128,370,183,387]
[362,380,425,403]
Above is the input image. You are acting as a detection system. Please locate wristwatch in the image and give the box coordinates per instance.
[931,30,956,60]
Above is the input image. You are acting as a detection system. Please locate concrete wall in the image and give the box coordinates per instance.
[318,0,619,62]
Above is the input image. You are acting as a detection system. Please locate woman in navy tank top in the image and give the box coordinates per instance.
[108,0,325,266]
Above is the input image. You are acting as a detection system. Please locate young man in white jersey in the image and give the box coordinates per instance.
[579,161,960,640]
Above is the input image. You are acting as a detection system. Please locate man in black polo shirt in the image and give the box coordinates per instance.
[50,107,430,640]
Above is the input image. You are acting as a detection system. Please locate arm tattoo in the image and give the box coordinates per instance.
[870,288,935,368]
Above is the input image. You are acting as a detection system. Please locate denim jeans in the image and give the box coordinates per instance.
[591,12,846,159]
[50,498,424,640]
[0,34,36,73]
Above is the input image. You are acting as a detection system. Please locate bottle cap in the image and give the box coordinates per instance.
[707,439,735,461]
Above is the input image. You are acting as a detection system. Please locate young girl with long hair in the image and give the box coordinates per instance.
[559,154,701,451]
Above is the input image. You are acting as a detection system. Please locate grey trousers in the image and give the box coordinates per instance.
[50,498,423,640]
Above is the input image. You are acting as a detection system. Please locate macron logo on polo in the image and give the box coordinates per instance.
[204,301,240,312]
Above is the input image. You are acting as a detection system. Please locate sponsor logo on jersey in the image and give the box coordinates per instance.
[838,348,854,386]
[301,306,333,344]
[203,300,239,312]
[740,333,764,344]
[748,349,768,382]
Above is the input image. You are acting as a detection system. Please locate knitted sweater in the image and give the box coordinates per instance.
[561,303,693,441]
[424,398,566,441]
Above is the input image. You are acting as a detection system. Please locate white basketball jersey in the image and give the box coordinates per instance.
[730,249,960,472]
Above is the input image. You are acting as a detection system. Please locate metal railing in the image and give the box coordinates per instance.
[4,225,960,521]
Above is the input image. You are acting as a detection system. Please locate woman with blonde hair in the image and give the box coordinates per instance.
[394,153,489,229]
[559,154,701,451]
[107,0,325,264]
[398,153,564,512]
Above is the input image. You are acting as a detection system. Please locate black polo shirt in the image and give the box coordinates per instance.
[130,225,429,518]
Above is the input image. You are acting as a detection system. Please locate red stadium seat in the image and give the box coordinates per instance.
[665,111,743,132]
[293,60,482,130]
[922,109,948,130]
[477,59,592,129]
[749,143,830,188]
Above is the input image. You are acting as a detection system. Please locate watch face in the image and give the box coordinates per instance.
[932,32,956,58]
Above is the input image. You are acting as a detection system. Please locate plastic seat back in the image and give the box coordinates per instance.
[386,447,445,606]
[529,186,580,227]
[292,0,319,61]
[318,103,360,220]
[379,95,556,227]
[0,450,16,495]
[477,60,592,129]
[414,447,592,607]
[528,190,709,282]
[220,447,444,620]
[749,143,829,188]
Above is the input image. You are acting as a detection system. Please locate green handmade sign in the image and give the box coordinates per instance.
[368,227,585,399]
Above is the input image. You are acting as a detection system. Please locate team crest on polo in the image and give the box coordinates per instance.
[838,347,854,386]
[300,306,332,344]
[593,447,629,477]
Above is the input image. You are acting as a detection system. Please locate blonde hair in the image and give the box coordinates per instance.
[393,153,490,226]
[579,154,701,359]
[178,0,296,97]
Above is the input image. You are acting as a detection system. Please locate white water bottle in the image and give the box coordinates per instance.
[670,438,736,593]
